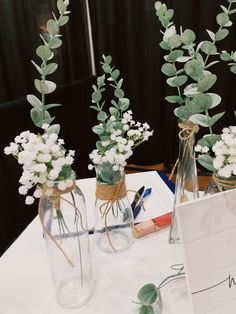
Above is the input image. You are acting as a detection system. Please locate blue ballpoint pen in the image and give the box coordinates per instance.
[133,187,152,220]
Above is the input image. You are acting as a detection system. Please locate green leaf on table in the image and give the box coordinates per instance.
[165,95,183,103]
[181,29,196,45]
[189,114,210,127]
[165,50,183,62]
[161,63,177,76]
[207,93,222,108]
[200,41,217,55]
[230,64,236,74]
[139,305,155,314]
[27,94,43,110]
[167,75,188,87]
[58,15,69,26]
[197,74,217,92]
[97,111,108,122]
[42,63,58,75]
[48,37,62,49]
[215,29,229,41]
[43,103,62,110]
[216,13,230,26]
[209,112,225,126]
[184,59,204,80]
[92,90,102,103]
[137,284,158,305]
[36,45,52,61]
[47,19,59,36]
[114,88,125,98]
[198,154,214,172]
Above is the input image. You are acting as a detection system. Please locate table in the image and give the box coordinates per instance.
[0,171,192,314]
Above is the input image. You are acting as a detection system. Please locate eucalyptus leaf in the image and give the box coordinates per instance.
[216,12,230,26]
[92,90,102,103]
[215,29,229,41]
[206,29,215,41]
[102,63,111,73]
[114,88,125,98]
[48,37,62,49]
[159,15,169,28]
[167,75,188,87]
[207,93,221,108]
[57,0,67,13]
[30,108,43,127]
[200,41,217,55]
[205,60,220,69]
[168,34,182,48]
[46,124,60,135]
[220,51,231,61]
[197,74,217,92]
[139,305,155,314]
[58,15,69,26]
[92,125,104,135]
[43,103,62,110]
[176,56,192,62]
[209,112,225,126]
[174,106,191,120]
[189,114,210,127]
[197,134,221,148]
[137,284,158,305]
[27,94,43,110]
[104,55,112,64]
[198,154,214,172]
[220,5,228,13]
[109,107,119,118]
[230,64,236,74]
[165,50,183,62]
[43,63,58,75]
[184,59,204,80]
[165,95,183,103]
[59,165,72,180]
[181,29,196,45]
[119,97,130,110]
[161,63,177,76]
[111,69,120,80]
[188,93,212,111]
[36,45,52,61]
[31,60,43,75]
[160,41,171,50]
[47,19,59,36]
[90,105,100,111]
[97,111,108,122]
[165,9,174,20]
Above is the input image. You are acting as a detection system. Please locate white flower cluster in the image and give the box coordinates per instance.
[4,124,75,205]
[89,110,153,172]
[196,126,236,179]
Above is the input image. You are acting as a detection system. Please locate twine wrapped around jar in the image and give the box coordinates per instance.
[213,174,236,190]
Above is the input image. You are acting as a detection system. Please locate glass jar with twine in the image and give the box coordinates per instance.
[94,164,134,253]
[169,121,200,244]
[38,174,93,308]
[205,174,236,196]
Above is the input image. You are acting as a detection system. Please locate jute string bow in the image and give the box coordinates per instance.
[213,175,236,190]
[96,178,145,251]
[169,122,199,182]
[38,181,87,268]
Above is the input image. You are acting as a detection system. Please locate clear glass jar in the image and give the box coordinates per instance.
[204,175,236,196]
[38,178,93,308]
[169,121,199,244]
[94,163,134,253]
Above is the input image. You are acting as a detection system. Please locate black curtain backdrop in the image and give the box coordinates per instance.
[0,0,91,104]
[89,0,236,166]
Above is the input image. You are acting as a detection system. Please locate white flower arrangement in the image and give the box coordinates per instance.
[195,126,236,178]
[4,124,75,204]
[89,55,153,183]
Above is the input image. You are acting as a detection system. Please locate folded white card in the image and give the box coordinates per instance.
[176,188,236,314]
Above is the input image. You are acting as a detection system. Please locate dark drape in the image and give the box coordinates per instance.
[89,0,236,165]
[0,0,92,104]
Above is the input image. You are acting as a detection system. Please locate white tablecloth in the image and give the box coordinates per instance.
[0,171,192,314]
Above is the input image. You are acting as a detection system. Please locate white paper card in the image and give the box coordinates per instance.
[176,188,236,314]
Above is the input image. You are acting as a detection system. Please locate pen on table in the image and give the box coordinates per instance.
[133,187,152,220]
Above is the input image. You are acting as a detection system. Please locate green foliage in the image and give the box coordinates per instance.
[155,0,236,135]
[27,0,70,130]
[198,154,214,172]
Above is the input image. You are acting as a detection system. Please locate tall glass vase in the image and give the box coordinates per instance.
[38,176,93,308]
[94,163,134,253]
[169,121,199,244]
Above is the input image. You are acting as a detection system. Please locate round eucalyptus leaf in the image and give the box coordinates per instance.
[165,95,183,103]
[198,134,221,148]
[102,63,111,73]
[161,63,177,76]
[104,55,112,64]
[191,93,212,111]
[36,45,52,61]
[155,3,167,16]
[209,112,225,127]
[168,34,182,48]
[92,90,102,103]
[197,74,217,92]
[167,75,188,87]
[119,97,130,110]
[206,29,215,41]
[228,0,236,3]
[57,0,66,13]
[165,50,183,62]
[43,63,58,75]
[174,106,191,120]
[159,15,169,28]
[215,29,229,41]
[111,69,120,80]
[92,125,104,135]
[97,75,105,85]
[30,108,43,127]
[109,107,119,118]
[114,88,125,98]
[200,41,217,55]
[181,29,196,45]
[47,19,59,36]
[207,93,222,108]
[139,305,155,314]
[230,64,236,74]
[46,124,60,135]
[165,9,174,20]
[216,12,230,26]
[48,37,62,49]
[160,41,171,50]
[44,80,57,94]
[137,284,157,305]
[97,111,108,122]
[220,51,231,61]
[58,15,69,26]
[189,114,210,127]
[198,154,214,172]
[184,59,204,81]
[27,94,43,110]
